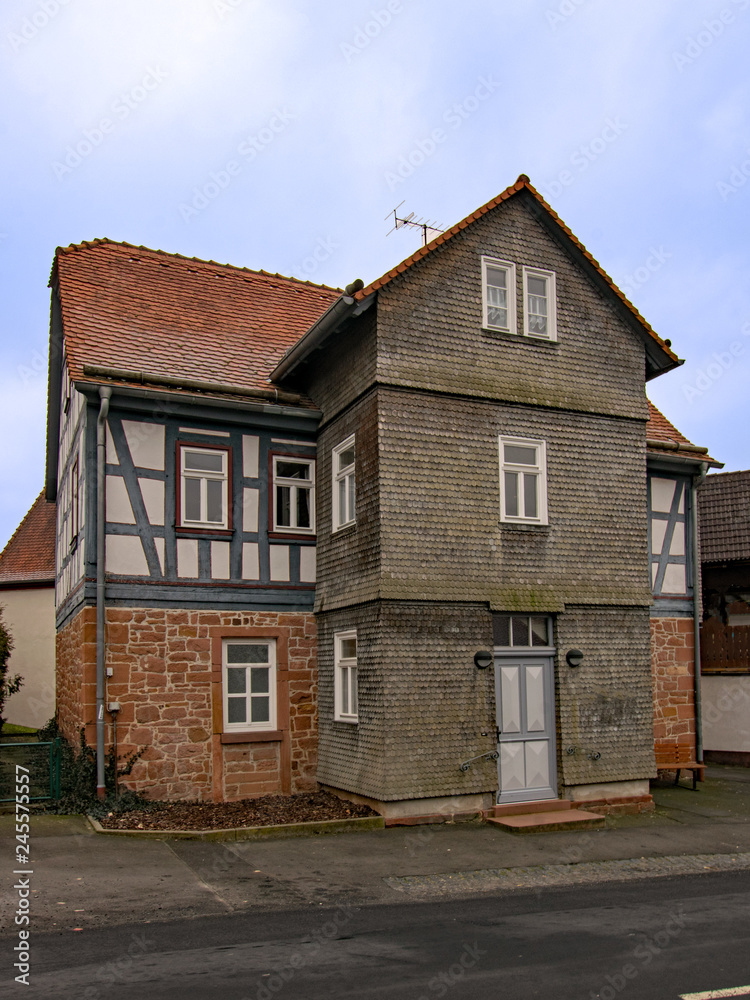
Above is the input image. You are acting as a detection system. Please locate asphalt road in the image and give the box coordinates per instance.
[21,870,750,1000]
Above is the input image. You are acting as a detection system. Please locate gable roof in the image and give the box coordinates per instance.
[0,492,56,588]
[645,400,720,467]
[51,239,341,398]
[351,174,681,381]
[698,470,750,564]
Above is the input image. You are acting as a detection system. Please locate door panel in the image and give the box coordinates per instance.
[495,656,556,803]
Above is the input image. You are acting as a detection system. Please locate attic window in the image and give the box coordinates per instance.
[523,267,557,341]
[482,256,517,334]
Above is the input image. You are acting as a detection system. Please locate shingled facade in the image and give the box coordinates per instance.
[46,175,718,814]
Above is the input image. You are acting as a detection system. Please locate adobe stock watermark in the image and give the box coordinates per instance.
[212,0,250,19]
[7,0,74,53]
[416,942,486,999]
[178,107,295,221]
[539,117,628,201]
[673,0,748,72]
[384,75,499,191]
[546,0,592,32]
[619,247,672,300]
[682,320,750,403]
[717,146,750,201]
[52,66,169,180]
[340,1,405,62]
[588,905,687,1000]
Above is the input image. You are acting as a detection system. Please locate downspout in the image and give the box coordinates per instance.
[692,462,708,763]
[96,386,112,798]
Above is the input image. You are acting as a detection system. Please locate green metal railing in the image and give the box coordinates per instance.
[0,738,62,802]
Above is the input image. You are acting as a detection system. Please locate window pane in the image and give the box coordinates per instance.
[347,475,355,521]
[184,450,223,472]
[340,637,357,659]
[341,667,349,715]
[206,479,223,522]
[528,275,547,297]
[512,616,530,646]
[184,478,201,521]
[296,487,311,528]
[523,473,538,518]
[226,644,269,664]
[486,266,507,289]
[493,614,511,646]
[227,667,246,694]
[251,696,270,723]
[504,445,537,466]
[504,471,519,517]
[338,447,355,470]
[277,461,310,480]
[531,617,548,646]
[227,698,246,723]
[528,312,548,335]
[338,478,346,523]
[250,667,270,694]
[350,667,358,715]
[276,485,291,526]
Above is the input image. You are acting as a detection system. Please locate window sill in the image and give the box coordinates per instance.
[176,526,233,537]
[334,717,358,726]
[482,327,559,346]
[332,523,356,538]
[499,521,550,531]
[268,531,317,541]
[220,730,283,744]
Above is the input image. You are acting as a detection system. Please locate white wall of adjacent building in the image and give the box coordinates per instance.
[1,586,55,729]
[702,675,750,753]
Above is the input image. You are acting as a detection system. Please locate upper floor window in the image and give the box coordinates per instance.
[223,639,276,731]
[499,437,548,524]
[273,456,315,534]
[482,256,517,334]
[523,267,557,340]
[179,444,229,529]
[493,613,553,648]
[334,630,358,723]
[333,435,355,531]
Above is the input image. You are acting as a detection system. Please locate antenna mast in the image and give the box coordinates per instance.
[385,202,445,247]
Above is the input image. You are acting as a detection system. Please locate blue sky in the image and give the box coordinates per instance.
[1,0,749,547]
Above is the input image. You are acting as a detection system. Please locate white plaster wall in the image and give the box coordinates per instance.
[0,587,55,728]
[702,675,750,752]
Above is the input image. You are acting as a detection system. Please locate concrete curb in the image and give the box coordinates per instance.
[86,813,385,841]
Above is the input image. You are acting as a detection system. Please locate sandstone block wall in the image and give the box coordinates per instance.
[651,616,696,745]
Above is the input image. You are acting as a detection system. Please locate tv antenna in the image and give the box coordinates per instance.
[385,202,445,246]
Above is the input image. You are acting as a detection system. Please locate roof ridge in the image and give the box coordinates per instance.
[0,490,48,567]
[51,238,343,294]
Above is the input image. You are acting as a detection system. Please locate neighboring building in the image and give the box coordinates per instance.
[46,175,719,815]
[0,492,57,729]
[698,470,750,765]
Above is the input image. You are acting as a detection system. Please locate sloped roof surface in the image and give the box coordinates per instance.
[52,239,340,395]
[0,492,56,586]
[698,470,750,563]
[645,400,719,466]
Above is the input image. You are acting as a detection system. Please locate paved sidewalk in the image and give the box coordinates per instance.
[2,765,750,934]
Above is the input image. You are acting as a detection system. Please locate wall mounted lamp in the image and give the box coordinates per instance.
[566,649,584,668]
[474,650,493,670]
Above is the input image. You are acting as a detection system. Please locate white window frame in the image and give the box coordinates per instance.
[482,256,517,334]
[272,456,315,534]
[523,266,557,341]
[332,434,356,531]
[334,630,358,723]
[499,436,548,525]
[178,444,229,530]
[222,639,277,732]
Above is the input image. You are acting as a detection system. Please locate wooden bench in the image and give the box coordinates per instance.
[654,741,705,790]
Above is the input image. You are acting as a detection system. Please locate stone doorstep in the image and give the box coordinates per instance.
[485,809,606,834]
[86,814,385,842]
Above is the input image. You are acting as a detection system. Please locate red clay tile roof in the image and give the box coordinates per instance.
[646,400,720,466]
[698,470,750,563]
[356,174,681,374]
[51,239,340,399]
[0,492,56,586]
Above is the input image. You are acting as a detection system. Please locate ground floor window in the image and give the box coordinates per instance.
[222,639,277,731]
[334,630,358,722]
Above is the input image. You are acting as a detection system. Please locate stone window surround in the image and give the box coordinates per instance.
[212,627,289,746]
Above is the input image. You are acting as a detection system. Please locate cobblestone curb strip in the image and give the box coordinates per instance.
[385,853,750,897]
[87,814,385,841]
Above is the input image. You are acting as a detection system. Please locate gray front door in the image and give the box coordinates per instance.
[495,655,557,803]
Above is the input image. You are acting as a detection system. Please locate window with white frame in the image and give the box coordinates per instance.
[523,267,557,340]
[332,435,355,530]
[499,437,548,524]
[70,457,79,551]
[223,639,276,731]
[334,630,358,722]
[273,457,315,533]
[482,256,517,334]
[179,445,229,529]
